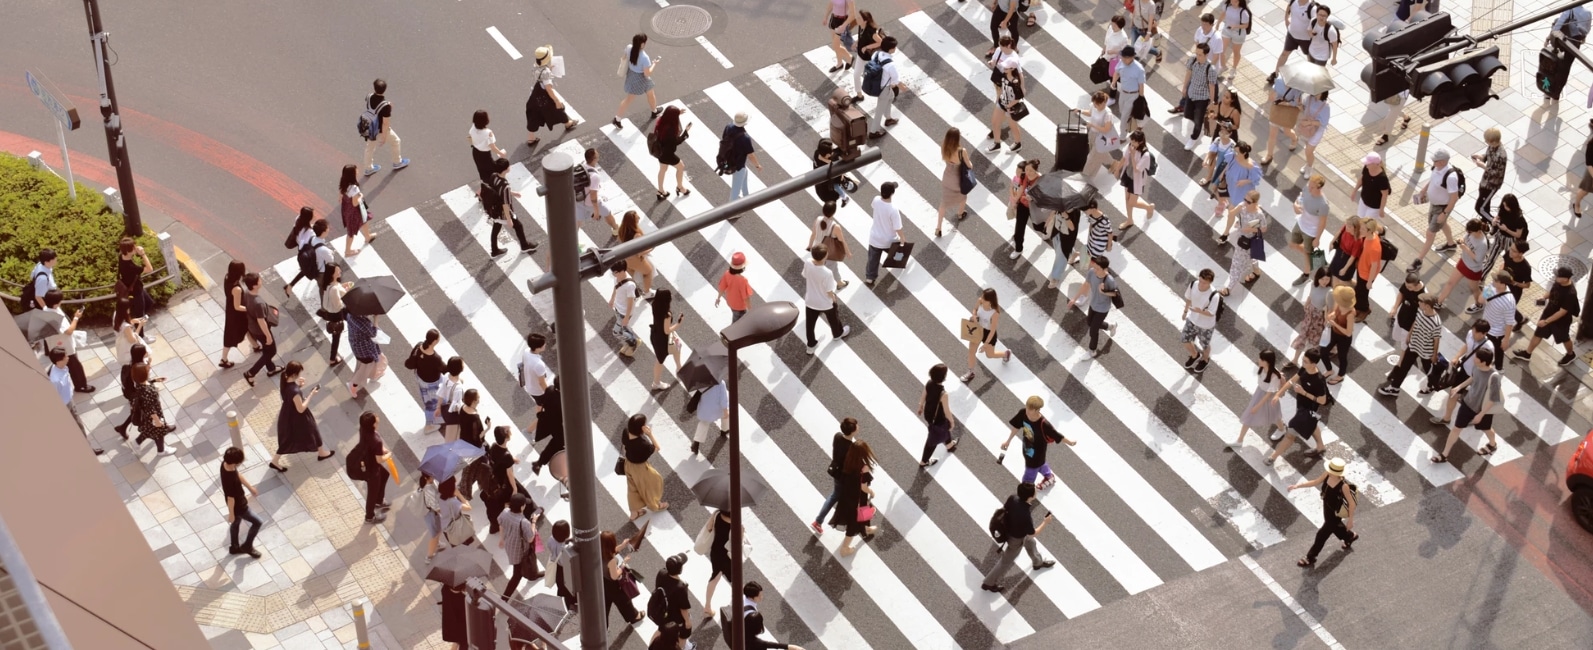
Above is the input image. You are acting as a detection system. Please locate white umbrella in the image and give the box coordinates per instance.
[1280,60,1335,94]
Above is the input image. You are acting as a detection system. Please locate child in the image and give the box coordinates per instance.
[715,252,754,323]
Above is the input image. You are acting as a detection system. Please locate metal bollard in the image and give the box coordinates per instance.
[226,411,242,450]
[352,598,371,649]
[1412,123,1431,174]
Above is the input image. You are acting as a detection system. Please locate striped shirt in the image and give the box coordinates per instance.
[1408,311,1441,359]
[497,510,534,565]
[1087,212,1113,256]
[1482,292,1517,337]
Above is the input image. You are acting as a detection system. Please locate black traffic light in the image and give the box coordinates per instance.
[1538,36,1575,100]
[1361,12,1455,103]
[1413,46,1505,118]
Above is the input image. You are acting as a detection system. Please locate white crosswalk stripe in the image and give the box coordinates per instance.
[259,4,1587,647]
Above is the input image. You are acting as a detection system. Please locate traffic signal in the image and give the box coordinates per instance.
[1413,46,1505,118]
[1361,12,1455,103]
[1538,36,1575,100]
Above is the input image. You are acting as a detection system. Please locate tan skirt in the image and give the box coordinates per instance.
[625,460,664,512]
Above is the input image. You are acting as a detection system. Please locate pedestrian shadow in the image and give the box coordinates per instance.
[1416,483,1470,558]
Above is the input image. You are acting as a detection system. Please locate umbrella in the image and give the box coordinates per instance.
[690,468,770,511]
[1280,60,1335,94]
[343,276,405,315]
[14,310,64,344]
[678,341,729,393]
[1026,173,1102,215]
[420,439,486,480]
[426,543,492,588]
[622,520,650,554]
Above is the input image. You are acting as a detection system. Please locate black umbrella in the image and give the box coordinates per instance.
[678,341,729,393]
[343,276,405,315]
[425,543,492,588]
[690,468,769,511]
[1027,173,1102,215]
[13,310,64,344]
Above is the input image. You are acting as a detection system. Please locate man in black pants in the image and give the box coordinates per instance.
[483,159,539,257]
[980,482,1056,593]
[1067,255,1120,359]
[1513,266,1581,366]
[1379,293,1441,397]
[499,493,542,597]
[220,447,263,558]
[242,273,284,384]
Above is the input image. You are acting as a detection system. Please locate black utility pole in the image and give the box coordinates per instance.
[84,0,142,236]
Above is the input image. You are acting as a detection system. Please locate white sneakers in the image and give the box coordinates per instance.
[808,326,852,355]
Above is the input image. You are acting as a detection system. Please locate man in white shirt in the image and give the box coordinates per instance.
[867,37,904,139]
[519,332,553,433]
[1412,149,1460,270]
[609,264,639,356]
[577,148,621,237]
[865,182,905,287]
[1181,269,1220,374]
[42,290,94,393]
[1306,6,1339,65]
[1271,0,1318,79]
[803,246,851,354]
[1481,272,1518,353]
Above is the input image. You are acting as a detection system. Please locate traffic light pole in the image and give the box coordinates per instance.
[1404,0,1593,66]
[1550,31,1593,72]
[84,0,143,236]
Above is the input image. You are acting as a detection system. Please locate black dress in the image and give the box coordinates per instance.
[276,383,324,454]
[525,69,572,131]
[654,128,687,166]
[118,256,149,317]
[709,511,733,579]
[650,320,670,364]
[222,286,249,349]
[829,469,871,536]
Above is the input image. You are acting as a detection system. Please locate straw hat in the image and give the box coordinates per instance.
[534,46,553,65]
[1326,458,1347,476]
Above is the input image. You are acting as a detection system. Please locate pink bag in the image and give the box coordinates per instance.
[857,505,876,522]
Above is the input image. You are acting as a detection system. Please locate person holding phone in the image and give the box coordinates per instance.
[649,290,684,391]
[268,361,333,472]
[980,481,1056,593]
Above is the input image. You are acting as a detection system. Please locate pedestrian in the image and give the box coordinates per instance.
[1258,76,1303,167]
[1490,196,1530,280]
[1290,174,1330,285]
[1127,0,1162,64]
[407,329,447,429]
[1197,124,1234,188]
[128,363,174,456]
[268,361,333,472]
[219,446,263,558]
[979,482,1057,593]
[1234,349,1288,445]
[321,263,351,366]
[22,248,58,311]
[722,113,763,201]
[1304,5,1339,66]
[988,0,1023,50]
[1552,4,1592,48]
[1219,0,1252,76]
[1067,255,1121,359]
[1324,218,1362,288]
[1354,219,1385,320]
[1001,395,1077,487]
[1435,218,1490,312]
[1214,141,1260,242]
[281,208,318,296]
[1352,153,1391,221]
[1267,348,1328,457]
[649,290,683,391]
[963,288,1013,380]
[546,520,577,610]
[1117,130,1156,230]
[1387,273,1427,352]
[917,364,959,468]
[1371,97,1413,147]
[865,182,905,287]
[613,34,664,129]
[831,440,879,557]
[1413,149,1462,269]
[1317,286,1356,384]
[112,297,146,366]
[467,110,507,184]
[46,346,102,455]
[622,414,669,520]
[219,262,256,370]
[293,219,336,299]
[115,237,155,335]
[1083,199,1115,261]
[360,79,409,176]
[803,205,851,292]
[338,165,373,257]
[1469,128,1508,218]
[530,377,566,475]
[1513,266,1579,365]
[499,493,543,597]
[1182,269,1220,373]
[517,332,553,431]
[803,245,851,354]
[1270,0,1318,77]
[1112,46,1147,133]
[437,357,467,441]
[691,378,729,457]
[346,311,388,399]
[602,531,645,625]
[40,292,92,393]
[1209,89,1244,146]
[437,476,472,549]
[440,584,468,649]
[1220,189,1266,296]
[652,107,692,200]
[355,411,393,523]
[865,37,903,139]
[610,263,640,357]
[615,212,656,299]
[1290,458,1359,567]
[745,611,809,650]
[456,389,490,449]
[525,46,580,146]
[1481,271,1519,354]
[578,148,622,237]
[1431,348,1503,463]
[649,553,693,642]
[935,130,974,239]
[112,343,149,442]
[824,0,857,70]
[419,474,443,562]
[1010,159,1042,260]
[1044,207,1081,290]
[810,417,859,534]
[991,57,1027,153]
[1192,12,1225,78]
[1290,268,1333,368]
[1075,91,1122,180]
[1379,292,1441,396]
[715,252,756,322]
[1101,14,1129,73]
[1179,43,1219,150]
[1296,91,1331,173]
[483,158,539,257]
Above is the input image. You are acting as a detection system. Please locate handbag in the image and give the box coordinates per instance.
[1310,249,1327,271]
[616,56,628,78]
[618,566,641,599]
[694,519,714,555]
[443,511,475,546]
[614,458,627,475]
[1006,100,1030,121]
[959,318,986,343]
[1250,232,1268,261]
[957,161,976,195]
[1236,234,1253,251]
[820,220,850,261]
[1005,201,1019,220]
[1130,95,1150,121]
[1089,57,1110,84]
[857,504,876,522]
[1269,102,1301,128]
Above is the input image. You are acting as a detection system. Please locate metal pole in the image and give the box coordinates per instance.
[1412,123,1431,174]
[542,152,608,650]
[351,598,371,649]
[55,120,75,201]
[1403,0,1593,66]
[83,0,142,236]
[227,410,242,449]
[727,344,745,650]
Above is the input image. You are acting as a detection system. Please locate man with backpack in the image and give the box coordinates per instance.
[1552,5,1591,49]
[1270,0,1319,80]
[481,158,539,257]
[1412,149,1461,271]
[719,113,762,201]
[862,37,903,139]
[980,482,1056,593]
[1181,269,1220,374]
[359,78,409,176]
[21,248,58,311]
[648,553,692,640]
[1288,458,1358,568]
[293,220,336,295]
[576,148,622,238]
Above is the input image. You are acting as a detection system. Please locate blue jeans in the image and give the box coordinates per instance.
[814,489,839,524]
[418,378,444,425]
[730,167,751,201]
[1049,236,1071,281]
[865,245,886,281]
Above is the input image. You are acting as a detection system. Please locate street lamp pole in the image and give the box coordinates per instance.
[82,0,142,236]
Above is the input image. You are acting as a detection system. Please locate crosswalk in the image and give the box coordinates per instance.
[264,2,1589,647]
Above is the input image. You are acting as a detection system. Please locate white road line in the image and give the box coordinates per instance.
[654,0,734,69]
[486,26,523,60]
[1240,555,1346,650]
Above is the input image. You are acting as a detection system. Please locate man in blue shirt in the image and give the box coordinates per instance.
[1553,6,1591,48]
[691,379,730,457]
[1113,47,1147,133]
[47,347,102,455]
[26,248,58,311]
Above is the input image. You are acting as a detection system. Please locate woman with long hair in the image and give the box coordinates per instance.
[1117,130,1157,230]
[269,361,332,472]
[112,296,145,366]
[851,11,884,101]
[467,109,507,184]
[916,363,958,467]
[358,411,392,524]
[338,164,372,257]
[699,507,739,618]
[822,0,857,71]
[1219,0,1252,74]
[112,343,149,441]
[601,530,645,624]
[964,288,1012,382]
[649,290,683,391]
[622,414,668,520]
[220,260,254,368]
[1045,204,1082,289]
[282,208,318,296]
[130,363,176,456]
[1318,285,1357,384]
[1009,159,1042,262]
[116,236,154,333]
[1324,215,1363,287]
[937,128,973,238]
[613,34,664,129]
[525,45,580,146]
[832,440,878,556]
[321,263,352,366]
[652,107,692,200]
[618,210,655,297]
[1289,267,1332,368]
[1235,349,1287,445]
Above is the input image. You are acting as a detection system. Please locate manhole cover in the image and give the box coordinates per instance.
[653,5,712,39]
[1539,254,1589,285]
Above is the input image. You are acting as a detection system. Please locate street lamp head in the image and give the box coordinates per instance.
[720,301,799,349]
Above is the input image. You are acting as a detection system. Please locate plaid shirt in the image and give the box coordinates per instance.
[1480,145,1507,190]
[497,510,533,565]
[347,314,381,363]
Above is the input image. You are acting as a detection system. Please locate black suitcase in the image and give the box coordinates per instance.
[1054,113,1089,173]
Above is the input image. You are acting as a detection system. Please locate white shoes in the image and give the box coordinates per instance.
[1009,250,1021,260]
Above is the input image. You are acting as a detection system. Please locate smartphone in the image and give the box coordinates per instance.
[312,384,321,391]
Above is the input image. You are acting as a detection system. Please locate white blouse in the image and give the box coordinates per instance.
[469,127,496,152]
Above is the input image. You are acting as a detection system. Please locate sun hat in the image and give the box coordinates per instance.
[1326,458,1347,476]
[534,46,553,64]
[734,112,749,126]
[730,252,746,270]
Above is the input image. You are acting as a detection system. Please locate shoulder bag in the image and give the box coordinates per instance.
[820,219,850,261]
[958,159,977,195]
[443,509,475,546]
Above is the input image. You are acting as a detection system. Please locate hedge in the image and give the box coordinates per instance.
[0,152,176,321]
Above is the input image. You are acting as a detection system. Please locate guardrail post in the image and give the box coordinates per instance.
[157,232,179,285]
[1412,123,1431,174]
[351,598,371,649]
[226,410,241,449]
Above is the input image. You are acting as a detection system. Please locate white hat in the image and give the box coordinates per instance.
[733,112,749,126]
[534,46,553,64]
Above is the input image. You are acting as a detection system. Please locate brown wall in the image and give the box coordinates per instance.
[0,321,207,649]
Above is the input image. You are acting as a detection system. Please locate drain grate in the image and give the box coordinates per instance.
[652,5,713,39]
[1539,254,1589,284]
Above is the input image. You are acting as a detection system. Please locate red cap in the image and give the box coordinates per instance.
[730,252,746,270]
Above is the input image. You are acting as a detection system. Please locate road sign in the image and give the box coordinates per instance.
[25,70,80,131]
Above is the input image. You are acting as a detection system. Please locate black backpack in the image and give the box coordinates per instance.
[297,241,326,279]
[572,164,592,196]
[715,127,739,175]
[646,585,668,625]
[345,442,373,481]
[17,270,45,311]
[989,506,1009,545]
[1444,167,1467,198]
[1380,235,1399,262]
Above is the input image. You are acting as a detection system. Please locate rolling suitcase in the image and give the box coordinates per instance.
[1053,112,1089,173]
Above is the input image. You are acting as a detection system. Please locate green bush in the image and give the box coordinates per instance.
[0,152,176,321]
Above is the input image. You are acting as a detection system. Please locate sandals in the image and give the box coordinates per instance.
[1118,221,1135,231]
[243,373,257,387]
[1297,558,1316,568]
[526,137,541,147]
[218,360,235,369]
[676,188,692,197]
[1342,532,1360,550]
[1478,442,1498,456]
[1197,178,1210,186]
[1326,375,1344,385]
[935,228,943,238]
[946,439,959,453]
[1373,134,1390,146]
[920,459,938,469]
[564,120,581,131]
[1396,116,1411,132]
[1430,453,1449,463]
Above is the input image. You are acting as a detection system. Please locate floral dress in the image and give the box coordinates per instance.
[1292,285,1330,352]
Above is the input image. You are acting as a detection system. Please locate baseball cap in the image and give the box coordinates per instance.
[730,252,746,270]
[1362,152,1382,165]
[665,553,688,576]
